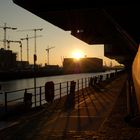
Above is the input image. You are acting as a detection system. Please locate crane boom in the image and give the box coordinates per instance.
[46,46,55,51]
[17,28,43,32]
[20,35,42,40]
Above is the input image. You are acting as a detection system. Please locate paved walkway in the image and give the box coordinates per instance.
[97,78,140,140]
[0,75,128,140]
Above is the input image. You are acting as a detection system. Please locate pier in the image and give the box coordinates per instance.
[0,71,138,139]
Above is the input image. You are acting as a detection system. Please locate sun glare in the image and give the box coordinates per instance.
[72,50,83,60]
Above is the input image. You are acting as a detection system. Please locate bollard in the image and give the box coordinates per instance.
[99,75,103,82]
[45,81,54,103]
[70,81,76,94]
[94,76,98,85]
[24,92,32,109]
[89,77,93,87]
[65,81,76,110]
[106,74,109,80]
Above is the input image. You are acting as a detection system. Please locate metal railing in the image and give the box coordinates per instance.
[2,71,123,113]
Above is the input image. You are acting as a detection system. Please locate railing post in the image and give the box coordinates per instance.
[67,81,69,96]
[85,78,86,88]
[77,79,79,92]
[106,74,108,80]
[88,77,90,87]
[34,86,36,107]
[84,78,86,88]
[60,83,62,99]
[82,78,83,93]
[39,87,42,106]
[25,88,27,94]
[5,92,7,112]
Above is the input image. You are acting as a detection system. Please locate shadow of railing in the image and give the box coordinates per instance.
[0,71,126,139]
[0,70,124,120]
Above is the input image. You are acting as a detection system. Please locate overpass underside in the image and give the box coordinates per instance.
[13,0,139,66]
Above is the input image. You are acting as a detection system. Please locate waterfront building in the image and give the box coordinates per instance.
[16,61,29,70]
[0,48,17,71]
[63,57,103,74]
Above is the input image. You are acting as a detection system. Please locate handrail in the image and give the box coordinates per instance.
[2,71,123,112]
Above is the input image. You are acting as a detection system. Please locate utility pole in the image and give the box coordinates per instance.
[32,29,42,107]
[20,34,42,62]
[46,46,55,65]
[18,28,43,107]
[33,28,43,55]
[0,23,17,49]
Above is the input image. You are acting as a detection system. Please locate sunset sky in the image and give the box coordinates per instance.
[0,0,119,66]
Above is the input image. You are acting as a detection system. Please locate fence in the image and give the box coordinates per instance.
[2,71,122,113]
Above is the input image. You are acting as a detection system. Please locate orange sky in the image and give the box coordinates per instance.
[0,0,120,66]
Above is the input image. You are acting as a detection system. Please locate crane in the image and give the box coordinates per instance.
[6,40,22,61]
[17,28,43,56]
[20,34,42,62]
[46,46,55,65]
[0,23,17,49]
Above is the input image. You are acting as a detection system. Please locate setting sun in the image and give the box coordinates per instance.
[72,50,84,60]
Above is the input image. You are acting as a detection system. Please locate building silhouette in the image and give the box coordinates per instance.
[63,57,103,74]
[0,48,16,71]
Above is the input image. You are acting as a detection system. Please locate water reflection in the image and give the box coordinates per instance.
[0,71,115,92]
[0,70,116,105]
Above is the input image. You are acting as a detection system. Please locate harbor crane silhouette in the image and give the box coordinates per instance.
[0,23,17,50]
[17,28,43,55]
[20,34,42,62]
[46,46,55,65]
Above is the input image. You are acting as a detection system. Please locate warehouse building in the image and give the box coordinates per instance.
[63,57,103,74]
[0,48,17,71]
